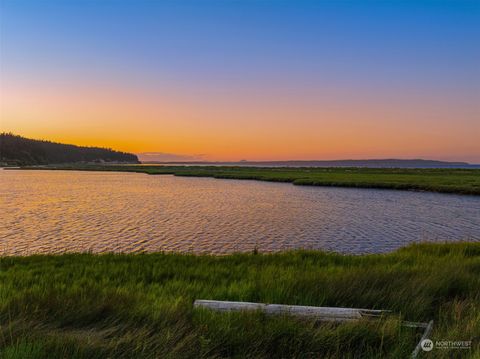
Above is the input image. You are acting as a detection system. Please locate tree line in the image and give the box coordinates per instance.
[0,133,139,165]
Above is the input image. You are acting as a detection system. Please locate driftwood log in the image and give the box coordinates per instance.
[194,299,433,358]
[193,299,388,322]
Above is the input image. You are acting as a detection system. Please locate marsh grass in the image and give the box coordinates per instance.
[1,242,479,358]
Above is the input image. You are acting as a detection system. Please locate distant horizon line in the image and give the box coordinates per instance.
[139,158,480,167]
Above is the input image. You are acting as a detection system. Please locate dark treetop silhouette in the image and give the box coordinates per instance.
[0,133,139,166]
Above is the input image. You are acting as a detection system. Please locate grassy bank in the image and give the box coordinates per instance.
[1,243,479,358]
[17,165,480,195]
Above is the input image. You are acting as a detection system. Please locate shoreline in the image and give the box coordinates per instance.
[8,164,480,195]
[2,239,478,258]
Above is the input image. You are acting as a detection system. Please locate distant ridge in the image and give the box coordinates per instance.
[142,159,480,169]
[0,133,139,166]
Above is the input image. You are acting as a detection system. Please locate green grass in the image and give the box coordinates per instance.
[1,242,479,358]
[18,165,480,195]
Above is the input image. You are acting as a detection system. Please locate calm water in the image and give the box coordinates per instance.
[1,170,479,255]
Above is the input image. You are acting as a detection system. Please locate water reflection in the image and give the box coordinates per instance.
[1,170,479,255]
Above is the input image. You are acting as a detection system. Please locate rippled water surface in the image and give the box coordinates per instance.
[1,170,479,255]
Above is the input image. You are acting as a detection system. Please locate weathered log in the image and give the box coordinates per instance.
[194,300,388,321]
[195,299,433,356]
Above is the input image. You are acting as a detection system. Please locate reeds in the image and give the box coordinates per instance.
[1,242,479,358]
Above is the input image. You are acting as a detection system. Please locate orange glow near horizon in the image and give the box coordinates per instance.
[1,76,479,163]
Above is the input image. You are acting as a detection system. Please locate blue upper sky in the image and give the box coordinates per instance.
[2,0,479,90]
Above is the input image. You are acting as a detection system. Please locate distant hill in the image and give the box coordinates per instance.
[0,133,139,166]
[143,159,480,169]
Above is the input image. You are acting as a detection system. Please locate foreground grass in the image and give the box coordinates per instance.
[18,165,480,195]
[1,243,479,358]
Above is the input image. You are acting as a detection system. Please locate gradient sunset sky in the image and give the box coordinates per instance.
[1,0,479,162]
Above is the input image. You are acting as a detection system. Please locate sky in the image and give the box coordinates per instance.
[1,0,479,162]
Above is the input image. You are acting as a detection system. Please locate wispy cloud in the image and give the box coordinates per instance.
[136,152,207,162]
